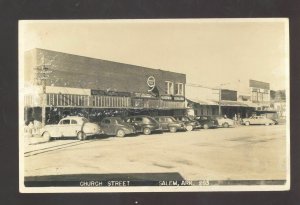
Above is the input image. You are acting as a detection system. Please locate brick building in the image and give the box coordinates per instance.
[24,48,186,124]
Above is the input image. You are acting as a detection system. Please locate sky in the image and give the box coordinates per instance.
[19,19,289,91]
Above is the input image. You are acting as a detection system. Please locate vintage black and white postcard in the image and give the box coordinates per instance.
[19,19,289,192]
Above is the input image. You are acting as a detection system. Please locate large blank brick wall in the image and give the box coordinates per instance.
[25,49,186,95]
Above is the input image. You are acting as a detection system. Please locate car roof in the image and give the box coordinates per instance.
[125,115,150,118]
[103,117,122,119]
[62,116,85,120]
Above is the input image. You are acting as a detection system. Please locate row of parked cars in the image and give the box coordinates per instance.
[40,115,235,141]
[40,114,277,141]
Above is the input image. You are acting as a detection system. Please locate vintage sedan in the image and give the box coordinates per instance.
[214,116,235,128]
[242,116,275,126]
[194,116,218,129]
[40,116,101,141]
[154,116,186,133]
[123,115,161,135]
[173,116,201,131]
[100,117,136,137]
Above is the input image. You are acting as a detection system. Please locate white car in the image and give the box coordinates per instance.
[40,116,101,141]
[214,117,234,128]
[242,116,275,126]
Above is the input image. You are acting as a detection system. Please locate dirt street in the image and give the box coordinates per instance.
[24,125,287,181]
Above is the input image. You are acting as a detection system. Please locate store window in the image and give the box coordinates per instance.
[165,81,174,95]
[252,91,258,102]
[174,83,184,95]
[258,92,263,102]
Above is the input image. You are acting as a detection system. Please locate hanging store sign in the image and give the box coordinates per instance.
[173,96,185,101]
[133,92,155,98]
[91,90,106,95]
[91,89,131,97]
[147,76,156,92]
[160,95,173,101]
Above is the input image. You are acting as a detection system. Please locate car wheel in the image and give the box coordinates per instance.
[203,124,209,129]
[77,131,87,140]
[42,131,51,142]
[116,129,125,137]
[223,122,229,128]
[186,125,193,131]
[245,121,250,126]
[169,127,177,133]
[143,128,151,135]
[265,122,270,126]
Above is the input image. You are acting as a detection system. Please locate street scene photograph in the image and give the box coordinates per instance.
[19,19,289,192]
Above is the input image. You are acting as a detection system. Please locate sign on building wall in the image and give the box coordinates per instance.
[249,80,270,89]
[221,89,237,101]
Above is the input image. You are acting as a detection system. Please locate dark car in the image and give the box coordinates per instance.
[154,116,185,133]
[173,116,201,131]
[99,117,135,137]
[195,116,218,129]
[123,115,161,135]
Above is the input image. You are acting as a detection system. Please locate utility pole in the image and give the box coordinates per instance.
[36,56,52,126]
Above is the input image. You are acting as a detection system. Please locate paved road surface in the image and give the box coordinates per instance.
[24,125,287,181]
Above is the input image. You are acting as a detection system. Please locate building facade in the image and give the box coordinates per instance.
[24,49,186,124]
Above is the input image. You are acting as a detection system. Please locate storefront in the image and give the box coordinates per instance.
[186,87,256,119]
[24,48,186,124]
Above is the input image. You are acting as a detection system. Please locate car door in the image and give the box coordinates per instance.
[70,119,82,136]
[156,117,167,130]
[258,116,266,124]
[58,119,71,136]
[101,119,111,135]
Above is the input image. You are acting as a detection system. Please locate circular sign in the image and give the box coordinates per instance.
[147,76,156,92]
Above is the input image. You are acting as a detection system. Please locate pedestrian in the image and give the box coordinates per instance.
[234,114,238,126]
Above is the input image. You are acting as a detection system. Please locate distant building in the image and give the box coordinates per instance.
[24,48,186,124]
[270,90,286,119]
[249,79,271,110]
[185,79,274,119]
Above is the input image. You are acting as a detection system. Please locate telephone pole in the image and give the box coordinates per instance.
[36,58,52,126]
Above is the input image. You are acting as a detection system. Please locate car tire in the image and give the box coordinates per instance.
[42,131,51,142]
[169,127,177,133]
[77,131,87,140]
[265,122,270,126]
[186,125,193,131]
[203,124,209,129]
[245,121,250,126]
[116,129,125,137]
[143,128,151,135]
[223,122,229,128]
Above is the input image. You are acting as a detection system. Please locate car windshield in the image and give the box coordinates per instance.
[82,118,89,123]
[143,117,157,124]
[180,117,189,122]
[166,117,176,123]
[114,118,125,124]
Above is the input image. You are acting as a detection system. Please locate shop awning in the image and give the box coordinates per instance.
[218,100,249,107]
[188,98,257,108]
[187,98,218,106]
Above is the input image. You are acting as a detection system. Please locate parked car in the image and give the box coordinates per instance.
[194,116,218,129]
[100,117,136,137]
[154,116,186,133]
[214,116,235,128]
[173,116,201,131]
[123,115,161,135]
[242,116,275,126]
[40,116,101,141]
